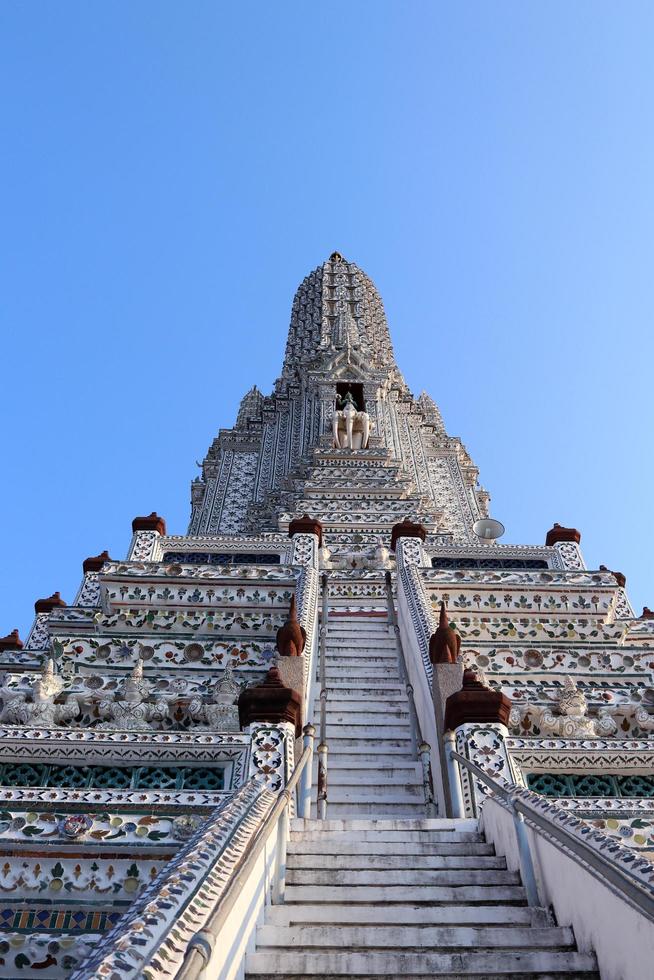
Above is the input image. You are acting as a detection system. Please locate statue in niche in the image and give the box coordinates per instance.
[332,390,372,450]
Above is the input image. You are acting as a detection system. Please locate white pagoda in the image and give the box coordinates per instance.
[0,253,652,979]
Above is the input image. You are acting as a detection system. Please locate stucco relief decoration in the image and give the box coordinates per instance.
[509,676,624,738]
[248,725,290,792]
[129,530,159,562]
[188,663,241,730]
[97,659,167,730]
[0,659,79,727]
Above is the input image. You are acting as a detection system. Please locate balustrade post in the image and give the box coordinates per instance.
[444,733,465,819]
[510,802,541,907]
[272,804,289,904]
[298,724,315,819]
[317,741,328,820]
[418,741,437,817]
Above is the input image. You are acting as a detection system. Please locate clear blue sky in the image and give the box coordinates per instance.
[1,2,653,637]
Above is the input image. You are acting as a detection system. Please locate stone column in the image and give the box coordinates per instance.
[287,516,323,720]
[127,512,166,562]
[74,551,112,607]
[445,676,513,817]
[546,523,586,571]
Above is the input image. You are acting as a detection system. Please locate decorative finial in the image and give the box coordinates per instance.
[429,602,461,665]
[276,596,306,657]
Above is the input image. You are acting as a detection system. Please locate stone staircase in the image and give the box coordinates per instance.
[246,819,599,978]
[244,609,599,978]
[311,613,425,818]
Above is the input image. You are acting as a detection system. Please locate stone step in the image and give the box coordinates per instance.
[288,839,495,856]
[326,638,397,648]
[255,924,574,950]
[313,699,410,712]
[245,949,598,976]
[325,683,405,696]
[287,854,507,870]
[304,786,423,805]
[290,820,481,840]
[325,661,399,687]
[316,702,410,716]
[310,767,422,786]
[282,882,527,904]
[327,716,411,744]
[309,803,428,818]
[318,752,416,765]
[326,631,395,639]
[286,869,521,887]
[264,903,537,927]
[325,652,398,663]
[324,737,414,751]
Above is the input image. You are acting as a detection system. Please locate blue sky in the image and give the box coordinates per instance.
[1,2,652,636]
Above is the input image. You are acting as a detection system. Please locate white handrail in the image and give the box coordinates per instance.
[449,748,654,920]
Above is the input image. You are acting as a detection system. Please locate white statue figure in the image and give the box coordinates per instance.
[97,658,168,731]
[332,391,372,450]
[0,658,79,727]
[189,663,241,730]
[509,676,617,738]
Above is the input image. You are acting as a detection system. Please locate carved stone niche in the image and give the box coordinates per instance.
[238,666,302,736]
[444,670,512,731]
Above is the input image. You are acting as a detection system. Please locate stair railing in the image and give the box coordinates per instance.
[178,735,315,980]
[449,748,654,920]
[385,570,436,816]
[317,572,329,819]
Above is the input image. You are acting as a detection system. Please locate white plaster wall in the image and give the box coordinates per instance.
[200,818,279,980]
[397,583,445,814]
[481,796,654,980]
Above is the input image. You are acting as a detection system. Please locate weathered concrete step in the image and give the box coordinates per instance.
[325,724,413,739]
[284,884,527,904]
[326,642,397,651]
[318,712,411,727]
[255,924,575,949]
[320,756,415,771]
[290,817,478,834]
[306,787,423,805]
[315,697,409,709]
[288,840,494,856]
[326,655,398,665]
[316,707,410,719]
[326,684,404,696]
[312,757,419,770]
[286,869,520,886]
[309,769,422,787]
[314,702,409,716]
[325,669,400,680]
[264,903,538,927]
[245,950,598,976]
[310,803,427,818]
[287,854,507,870]
[325,738,414,751]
